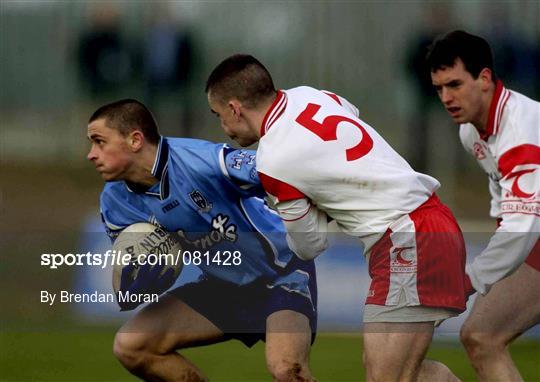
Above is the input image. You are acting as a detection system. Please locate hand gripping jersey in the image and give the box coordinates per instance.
[256,86,440,252]
[100,137,315,300]
[459,81,540,294]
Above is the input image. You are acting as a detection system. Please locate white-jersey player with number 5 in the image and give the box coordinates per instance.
[206,54,467,382]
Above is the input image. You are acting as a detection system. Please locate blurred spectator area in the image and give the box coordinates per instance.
[1,1,539,218]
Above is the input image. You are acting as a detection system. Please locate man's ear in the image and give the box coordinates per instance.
[129,130,145,152]
[228,99,243,120]
[478,68,494,90]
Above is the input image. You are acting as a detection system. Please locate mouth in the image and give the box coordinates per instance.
[446,106,461,117]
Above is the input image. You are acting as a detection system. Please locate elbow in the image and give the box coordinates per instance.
[295,249,317,261]
[285,230,328,261]
[293,240,328,261]
[295,248,321,261]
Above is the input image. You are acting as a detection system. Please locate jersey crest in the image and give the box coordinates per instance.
[189,190,213,213]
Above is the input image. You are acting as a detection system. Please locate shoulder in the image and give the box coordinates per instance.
[495,91,540,176]
[504,90,540,133]
[167,138,244,187]
[285,85,319,95]
[507,89,539,109]
[284,86,337,101]
[100,181,140,213]
[100,181,126,204]
[285,86,358,117]
[497,91,539,152]
[99,182,139,232]
[459,124,477,149]
[166,137,221,153]
[284,86,331,103]
[167,137,225,167]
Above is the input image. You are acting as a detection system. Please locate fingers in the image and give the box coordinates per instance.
[153,268,176,293]
[118,265,177,311]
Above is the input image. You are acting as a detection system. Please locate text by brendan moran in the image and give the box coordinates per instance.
[40,290,159,306]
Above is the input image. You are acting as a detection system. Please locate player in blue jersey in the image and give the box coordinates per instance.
[87,99,317,382]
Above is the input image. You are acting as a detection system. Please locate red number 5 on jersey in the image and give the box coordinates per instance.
[295,103,373,161]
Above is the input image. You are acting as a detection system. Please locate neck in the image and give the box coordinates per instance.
[126,143,159,187]
[473,81,497,133]
[246,92,279,139]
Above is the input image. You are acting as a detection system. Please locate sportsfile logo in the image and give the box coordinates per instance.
[40,249,243,269]
[40,250,182,270]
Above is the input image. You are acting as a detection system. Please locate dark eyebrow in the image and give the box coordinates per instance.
[433,79,462,89]
[88,133,103,141]
[445,79,462,87]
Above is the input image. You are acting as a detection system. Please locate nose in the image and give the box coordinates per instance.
[87,145,97,162]
[440,88,453,105]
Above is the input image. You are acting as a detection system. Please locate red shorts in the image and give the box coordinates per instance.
[366,194,467,312]
[525,240,540,271]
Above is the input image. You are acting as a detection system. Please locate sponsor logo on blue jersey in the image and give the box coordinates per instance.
[177,213,238,250]
[162,199,180,213]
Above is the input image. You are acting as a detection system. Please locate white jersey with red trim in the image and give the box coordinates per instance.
[459,81,540,294]
[256,86,440,252]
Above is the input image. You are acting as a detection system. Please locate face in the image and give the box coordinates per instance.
[87,118,134,181]
[207,92,257,147]
[431,58,490,126]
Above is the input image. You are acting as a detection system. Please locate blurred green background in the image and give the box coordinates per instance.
[1,1,539,380]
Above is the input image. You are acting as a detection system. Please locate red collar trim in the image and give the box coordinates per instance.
[260,90,287,137]
[482,80,510,140]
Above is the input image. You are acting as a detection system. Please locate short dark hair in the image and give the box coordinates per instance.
[426,30,496,81]
[205,54,276,108]
[89,99,160,145]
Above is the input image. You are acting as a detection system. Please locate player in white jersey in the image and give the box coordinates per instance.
[428,30,540,381]
[206,54,468,381]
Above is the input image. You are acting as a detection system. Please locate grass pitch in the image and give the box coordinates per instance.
[1,331,539,381]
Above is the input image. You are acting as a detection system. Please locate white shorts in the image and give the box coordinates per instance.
[363,291,457,324]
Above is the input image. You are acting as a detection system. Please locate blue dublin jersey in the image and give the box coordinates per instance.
[100,137,314,290]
